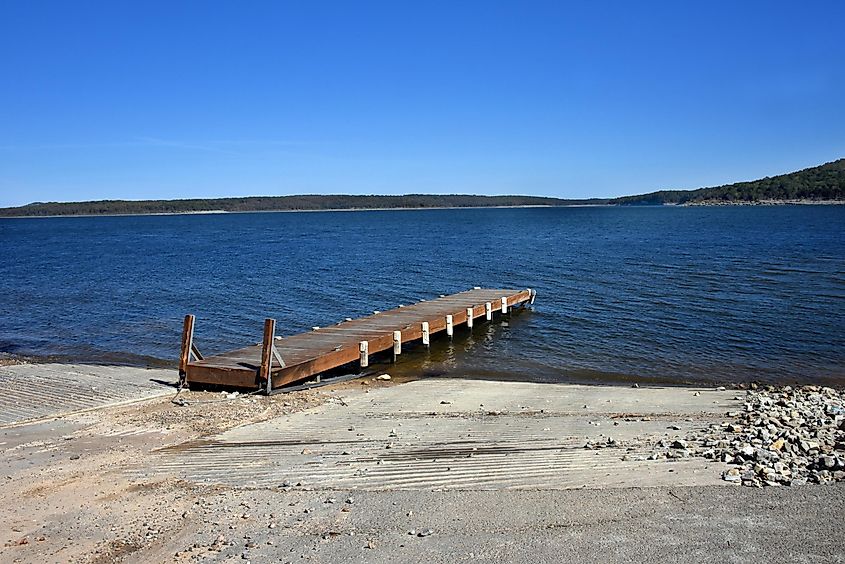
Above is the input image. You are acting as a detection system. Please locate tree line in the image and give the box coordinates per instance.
[0,194,607,217]
[611,158,845,205]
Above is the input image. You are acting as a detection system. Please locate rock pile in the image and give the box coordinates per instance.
[628,385,844,487]
[714,385,845,487]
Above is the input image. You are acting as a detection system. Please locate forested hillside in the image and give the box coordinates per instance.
[612,159,845,205]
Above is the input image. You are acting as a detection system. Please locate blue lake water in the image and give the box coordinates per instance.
[1,206,843,386]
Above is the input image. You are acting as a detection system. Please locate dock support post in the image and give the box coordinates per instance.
[178,314,196,387]
[529,288,537,305]
[359,340,369,368]
[466,307,474,329]
[421,322,430,346]
[485,302,493,321]
[501,297,508,314]
[260,318,276,393]
[393,330,402,361]
[446,315,453,338]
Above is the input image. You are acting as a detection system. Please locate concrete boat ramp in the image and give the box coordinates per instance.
[143,378,741,490]
[0,362,741,490]
[0,363,173,426]
[3,365,843,563]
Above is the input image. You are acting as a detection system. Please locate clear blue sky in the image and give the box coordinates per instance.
[1,1,843,207]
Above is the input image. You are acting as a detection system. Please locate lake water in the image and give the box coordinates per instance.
[1,206,843,387]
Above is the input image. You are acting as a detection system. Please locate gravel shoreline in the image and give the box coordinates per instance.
[631,385,845,487]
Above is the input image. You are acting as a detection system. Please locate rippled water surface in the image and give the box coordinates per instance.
[1,206,843,386]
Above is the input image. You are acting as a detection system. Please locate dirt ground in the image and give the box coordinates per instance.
[0,376,389,563]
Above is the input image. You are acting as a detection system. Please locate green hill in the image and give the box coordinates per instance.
[611,158,845,205]
[0,194,607,217]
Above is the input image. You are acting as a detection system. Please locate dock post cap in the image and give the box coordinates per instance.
[392,330,402,359]
[359,340,369,368]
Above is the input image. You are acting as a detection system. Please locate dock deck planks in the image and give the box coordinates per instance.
[183,288,534,391]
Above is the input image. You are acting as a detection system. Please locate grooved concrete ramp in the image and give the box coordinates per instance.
[0,363,174,426]
[146,379,743,490]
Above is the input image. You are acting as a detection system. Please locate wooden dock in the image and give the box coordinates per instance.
[180,288,536,392]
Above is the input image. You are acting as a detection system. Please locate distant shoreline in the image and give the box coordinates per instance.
[682,199,845,207]
[2,200,844,218]
[0,203,618,219]
[680,199,845,207]
[2,157,842,215]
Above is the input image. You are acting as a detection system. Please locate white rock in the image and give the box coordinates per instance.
[722,468,742,483]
